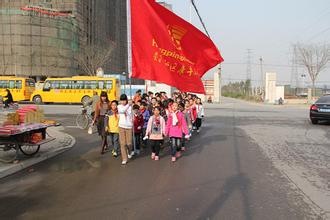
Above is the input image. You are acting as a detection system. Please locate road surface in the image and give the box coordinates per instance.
[0,98,328,219]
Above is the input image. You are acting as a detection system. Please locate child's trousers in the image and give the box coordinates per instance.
[170,137,181,156]
[149,139,162,156]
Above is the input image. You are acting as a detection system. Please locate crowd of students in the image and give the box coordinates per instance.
[92,90,205,165]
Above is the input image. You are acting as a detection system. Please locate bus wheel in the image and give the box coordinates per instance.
[33,95,43,104]
[81,96,90,105]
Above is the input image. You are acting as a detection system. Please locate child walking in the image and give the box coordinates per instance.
[105,100,120,157]
[189,99,197,131]
[195,98,205,133]
[166,102,189,162]
[118,94,133,165]
[133,104,144,155]
[140,102,150,147]
[179,103,192,152]
[144,107,166,161]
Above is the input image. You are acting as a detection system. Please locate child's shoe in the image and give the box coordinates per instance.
[171,157,176,162]
[155,156,159,161]
[128,152,133,159]
[112,149,118,157]
[151,153,156,160]
[181,147,186,152]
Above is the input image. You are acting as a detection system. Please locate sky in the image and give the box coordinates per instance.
[165,0,330,87]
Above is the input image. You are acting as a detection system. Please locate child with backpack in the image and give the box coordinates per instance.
[144,106,166,161]
[140,101,150,147]
[195,98,205,133]
[179,102,192,152]
[118,94,133,165]
[165,102,189,162]
[189,99,197,131]
[133,104,144,155]
[105,100,120,157]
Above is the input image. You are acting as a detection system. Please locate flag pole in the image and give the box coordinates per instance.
[127,0,136,153]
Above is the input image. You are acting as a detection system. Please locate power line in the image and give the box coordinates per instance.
[190,0,211,38]
[220,62,330,69]
[308,27,330,41]
[302,7,330,34]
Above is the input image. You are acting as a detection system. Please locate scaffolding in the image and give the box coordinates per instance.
[0,0,79,78]
[0,0,128,79]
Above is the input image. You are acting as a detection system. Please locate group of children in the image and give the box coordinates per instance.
[93,91,205,165]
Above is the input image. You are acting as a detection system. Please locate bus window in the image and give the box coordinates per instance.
[84,81,97,89]
[9,80,15,89]
[72,80,84,89]
[60,81,71,89]
[43,81,51,91]
[51,81,60,89]
[15,80,22,89]
[98,81,105,89]
[26,79,35,87]
[0,80,8,88]
[105,81,113,90]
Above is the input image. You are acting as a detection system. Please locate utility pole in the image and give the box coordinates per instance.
[290,45,299,89]
[259,57,264,88]
[213,65,221,103]
[246,49,252,81]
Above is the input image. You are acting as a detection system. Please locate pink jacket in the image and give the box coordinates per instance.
[145,115,166,140]
[166,111,189,138]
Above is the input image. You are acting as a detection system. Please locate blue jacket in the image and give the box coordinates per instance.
[141,109,150,129]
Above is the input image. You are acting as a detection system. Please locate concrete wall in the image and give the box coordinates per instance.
[146,80,174,96]
[265,72,277,104]
[213,70,221,103]
[276,86,284,101]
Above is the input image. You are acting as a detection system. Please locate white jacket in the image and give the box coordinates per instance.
[118,104,133,129]
[196,104,204,118]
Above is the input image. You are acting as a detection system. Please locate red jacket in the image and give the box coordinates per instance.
[190,105,197,122]
[133,113,144,134]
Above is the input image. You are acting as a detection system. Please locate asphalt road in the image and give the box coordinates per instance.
[0,98,328,220]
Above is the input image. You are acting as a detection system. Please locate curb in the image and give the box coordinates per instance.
[0,130,76,179]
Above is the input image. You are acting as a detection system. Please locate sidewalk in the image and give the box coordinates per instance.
[0,126,76,179]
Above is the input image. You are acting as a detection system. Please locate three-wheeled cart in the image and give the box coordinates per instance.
[0,124,55,163]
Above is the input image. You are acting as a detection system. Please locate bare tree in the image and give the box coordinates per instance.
[74,39,116,76]
[295,43,330,97]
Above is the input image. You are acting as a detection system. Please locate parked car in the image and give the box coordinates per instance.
[310,95,330,124]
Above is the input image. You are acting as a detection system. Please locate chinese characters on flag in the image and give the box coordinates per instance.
[131,0,224,94]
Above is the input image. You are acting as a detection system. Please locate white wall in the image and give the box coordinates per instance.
[265,72,277,104]
[213,70,221,103]
[146,80,174,96]
[276,86,284,101]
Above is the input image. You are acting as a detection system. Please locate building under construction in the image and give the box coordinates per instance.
[0,0,128,79]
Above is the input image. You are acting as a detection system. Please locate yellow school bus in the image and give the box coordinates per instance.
[0,76,35,101]
[30,76,120,104]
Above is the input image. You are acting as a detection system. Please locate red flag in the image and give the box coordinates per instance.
[131,0,224,94]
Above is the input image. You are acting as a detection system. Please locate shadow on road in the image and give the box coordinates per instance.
[194,114,253,220]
